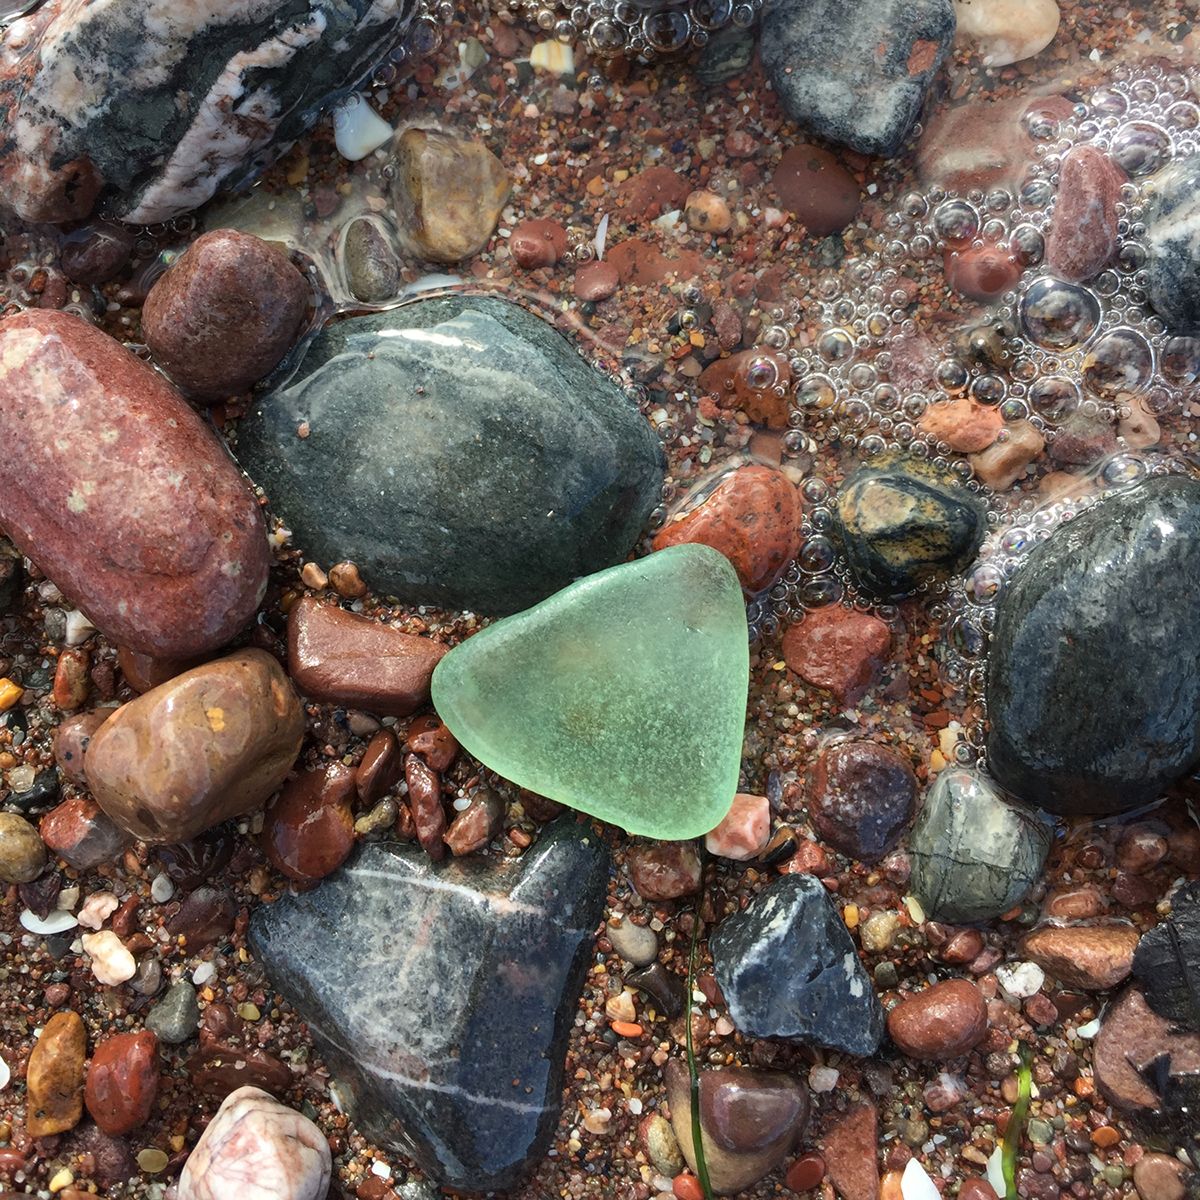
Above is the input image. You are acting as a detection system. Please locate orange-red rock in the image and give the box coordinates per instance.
[782,606,891,705]
[52,709,110,785]
[653,465,801,593]
[26,1011,87,1137]
[574,260,620,300]
[0,310,270,658]
[699,350,792,429]
[919,397,1004,453]
[945,242,1022,301]
[772,146,860,235]
[85,1030,159,1136]
[886,979,988,1060]
[510,218,568,269]
[262,763,356,884]
[1021,922,1140,990]
[39,796,130,871]
[821,1102,879,1200]
[404,713,459,773]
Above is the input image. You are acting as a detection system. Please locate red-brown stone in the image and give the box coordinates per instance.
[699,349,792,430]
[810,740,916,862]
[117,645,204,694]
[627,842,702,901]
[355,728,402,806]
[406,754,445,861]
[510,218,568,268]
[771,146,860,236]
[782,605,891,705]
[261,762,356,884]
[945,242,1022,301]
[886,979,988,1060]
[821,1101,879,1200]
[1046,145,1124,283]
[51,710,110,785]
[574,260,620,301]
[84,1030,159,1136]
[404,713,459,772]
[39,797,130,871]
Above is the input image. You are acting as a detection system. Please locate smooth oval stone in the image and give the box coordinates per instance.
[85,649,305,844]
[84,1030,160,1136]
[1144,156,1200,332]
[431,545,749,840]
[986,477,1200,815]
[835,455,986,600]
[909,768,1051,923]
[0,310,270,658]
[236,295,664,615]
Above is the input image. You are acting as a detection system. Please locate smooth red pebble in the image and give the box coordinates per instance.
[574,259,620,300]
[652,465,802,594]
[509,218,567,269]
[406,753,446,862]
[1045,145,1123,283]
[958,1178,999,1200]
[782,605,891,705]
[84,1030,159,1136]
[355,728,402,806]
[699,348,792,430]
[673,1173,705,1200]
[261,762,356,884]
[886,979,988,1061]
[786,1152,826,1191]
[404,713,459,773]
[944,242,1021,301]
[771,145,860,236]
[52,649,90,711]
[116,644,203,693]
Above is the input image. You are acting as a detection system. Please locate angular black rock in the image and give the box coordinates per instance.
[709,874,884,1056]
[248,818,610,1193]
[1145,156,1200,332]
[0,0,417,224]
[987,477,1200,816]
[236,295,665,615]
[759,0,955,157]
[1132,881,1200,1033]
[834,454,986,600]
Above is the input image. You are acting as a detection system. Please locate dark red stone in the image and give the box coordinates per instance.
[404,714,459,773]
[261,762,356,884]
[627,842,702,901]
[771,145,860,236]
[810,740,916,862]
[356,728,402,805]
[782,605,891,705]
[406,754,445,862]
[1046,145,1124,282]
[84,1031,159,1136]
[39,797,129,871]
[510,218,568,268]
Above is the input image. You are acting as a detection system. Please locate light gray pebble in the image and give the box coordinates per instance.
[607,918,658,967]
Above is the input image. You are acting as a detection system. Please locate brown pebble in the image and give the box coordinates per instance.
[782,605,891,705]
[39,797,130,871]
[574,260,620,301]
[355,729,402,806]
[261,763,356,884]
[810,740,915,863]
[771,145,860,236]
[627,842,702,901]
[444,788,505,856]
[1021,922,1140,990]
[510,218,568,268]
[406,754,445,861]
[404,713,459,773]
[84,1030,159,1136]
[886,979,988,1061]
[26,1011,87,1137]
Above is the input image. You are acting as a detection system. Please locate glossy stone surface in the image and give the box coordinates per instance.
[27,1010,86,1136]
[910,768,1051,923]
[85,650,305,844]
[760,0,955,157]
[431,545,748,839]
[987,477,1200,815]
[84,1030,159,1136]
[236,295,663,615]
[1132,882,1200,1031]
[1144,156,1200,331]
[0,310,270,658]
[835,455,986,600]
[249,819,609,1193]
[810,740,915,863]
[0,0,417,224]
[1046,145,1123,283]
[261,763,357,884]
[710,874,884,1056]
[886,979,988,1060]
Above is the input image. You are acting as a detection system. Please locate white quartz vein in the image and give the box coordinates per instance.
[349,867,551,919]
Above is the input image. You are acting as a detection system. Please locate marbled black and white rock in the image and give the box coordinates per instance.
[759,0,955,157]
[248,818,610,1193]
[236,295,664,615]
[909,768,1052,924]
[987,476,1200,816]
[1144,156,1200,332]
[0,0,416,224]
[709,874,884,1056]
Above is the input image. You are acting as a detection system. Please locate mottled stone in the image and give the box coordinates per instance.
[1046,146,1123,282]
[835,455,986,600]
[432,546,747,839]
[237,295,663,615]
[1021,923,1140,990]
[390,128,510,263]
[665,1060,809,1194]
[145,981,201,1045]
[1145,157,1200,331]
[443,788,504,856]
[760,0,955,157]
[970,421,1045,491]
[510,218,568,269]
[910,768,1051,923]
[771,146,860,236]
[1133,1152,1189,1200]
[822,1102,879,1200]
[608,919,659,967]
[886,979,988,1060]
[39,796,130,870]
[405,752,445,861]
[342,216,401,303]
[0,0,417,224]
[810,741,915,863]
[699,349,791,429]
[1132,881,1200,1030]
[945,242,1022,301]
[177,1086,331,1200]
[261,763,356,884]
[0,310,270,658]
[85,1030,159,1136]
[249,819,609,1193]
[987,477,1200,815]
[627,841,703,901]
[652,465,802,594]
[53,711,109,785]
[694,26,756,84]
[710,874,884,1055]
[405,714,458,773]
[143,230,309,400]
[0,812,46,883]
[26,1010,86,1137]
[781,605,892,705]
[85,650,304,844]
[919,397,1004,454]
[705,793,771,861]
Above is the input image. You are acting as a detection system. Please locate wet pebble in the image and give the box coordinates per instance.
[26,1010,86,1137]
[886,979,988,1060]
[0,812,47,883]
[607,919,659,967]
[443,788,504,856]
[39,797,130,871]
[342,216,401,303]
[574,260,620,300]
[970,421,1045,491]
[406,753,446,862]
[625,961,684,1018]
[705,793,770,861]
[84,1030,159,1135]
[782,604,891,706]
[1133,1152,1189,1200]
[510,218,567,268]
[51,710,109,784]
[684,189,732,234]
[355,728,403,805]
[1020,923,1140,990]
[810,740,915,863]
[953,0,1060,66]
[1046,145,1123,282]
[945,241,1021,301]
[261,762,356,884]
[918,397,1004,453]
[822,1102,879,1200]
[627,842,702,901]
[771,145,860,236]
[166,886,237,951]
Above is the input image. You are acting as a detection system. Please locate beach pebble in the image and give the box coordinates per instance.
[627,842,703,901]
[575,260,620,300]
[771,145,860,235]
[261,763,357,884]
[84,1030,159,1135]
[608,919,659,967]
[970,422,1045,490]
[26,1011,87,1137]
[705,793,770,861]
[810,741,916,862]
[39,797,130,871]
[1046,145,1123,282]
[1020,923,1140,990]
[782,605,891,705]
[886,979,988,1060]
[953,0,1061,67]
[82,930,137,986]
[510,218,568,268]
[0,812,47,883]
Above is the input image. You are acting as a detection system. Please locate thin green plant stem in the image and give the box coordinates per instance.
[1003,1043,1034,1200]
[686,905,715,1200]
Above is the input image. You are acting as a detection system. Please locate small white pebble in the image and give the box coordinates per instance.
[808,1065,840,1093]
[986,1145,1007,1195]
[20,909,78,935]
[150,873,175,903]
[77,891,120,930]
[1076,1017,1101,1039]
[193,962,217,986]
[332,94,393,162]
[904,895,927,924]
[370,1160,391,1179]
[530,40,573,73]
[582,1107,612,1135]
[82,930,136,985]
[63,610,97,645]
[714,1015,735,1037]
[901,1158,941,1200]
[0,1052,9,1090]
[996,960,1045,999]
[627,1097,643,1116]
[56,885,80,911]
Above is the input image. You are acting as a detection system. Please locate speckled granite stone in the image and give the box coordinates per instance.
[0,0,416,223]
[248,818,610,1193]
[1144,156,1200,331]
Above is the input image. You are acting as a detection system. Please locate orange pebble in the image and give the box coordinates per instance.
[879,1170,904,1200]
[611,1020,643,1038]
[673,1173,704,1200]
[1091,1126,1121,1149]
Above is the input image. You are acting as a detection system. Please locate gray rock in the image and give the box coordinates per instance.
[342,216,402,303]
[0,0,417,224]
[145,980,201,1044]
[1145,156,1200,331]
[248,818,610,1193]
[694,27,756,85]
[987,476,1200,815]
[236,295,664,615]
[709,874,884,1056]
[759,0,955,157]
[909,768,1051,924]
[607,918,658,967]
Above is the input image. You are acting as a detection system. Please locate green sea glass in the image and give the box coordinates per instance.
[431,544,749,839]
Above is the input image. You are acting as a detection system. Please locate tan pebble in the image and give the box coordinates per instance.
[970,421,1045,490]
[684,189,732,234]
[328,560,367,598]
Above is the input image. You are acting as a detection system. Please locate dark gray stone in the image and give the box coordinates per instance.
[987,477,1200,816]
[709,874,884,1056]
[1132,881,1200,1033]
[835,454,986,600]
[694,27,756,85]
[759,0,955,157]
[1145,156,1200,332]
[145,980,201,1045]
[248,818,610,1194]
[909,767,1052,924]
[0,0,417,224]
[236,295,664,615]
